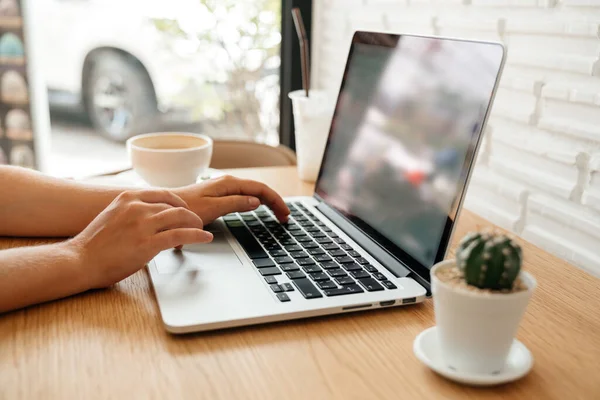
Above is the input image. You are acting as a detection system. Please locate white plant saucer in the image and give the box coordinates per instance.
[413,326,533,386]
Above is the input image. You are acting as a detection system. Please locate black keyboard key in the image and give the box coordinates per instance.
[316,238,332,245]
[329,249,346,257]
[280,263,300,272]
[309,272,329,281]
[306,226,320,233]
[323,227,333,233]
[320,261,339,270]
[260,267,282,276]
[226,220,245,228]
[324,284,364,297]
[356,257,370,265]
[358,278,385,292]
[327,269,347,278]
[293,278,323,299]
[276,293,290,302]
[275,256,293,264]
[224,215,240,221]
[286,224,302,231]
[348,251,361,258]
[340,243,352,250]
[316,221,326,226]
[242,215,257,222]
[329,233,339,238]
[282,283,294,292]
[302,241,319,249]
[297,258,316,266]
[270,284,283,293]
[229,226,269,259]
[303,265,322,274]
[373,273,387,281]
[382,281,397,289]
[264,243,281,251]
[308,248,325,255]
[336,276,355,286]
[314,255,332,263]
[322,243,339,251]
[342,262,362,271]
[246,221,262,227]
[299,221,313,227]
[317,280,337,290]
[290,231,307,238]
[335,256,354,264]
[350,270,370,279]
[290,251,309,259]
[264,276,277,284]
[364,264,378,273]
[287,271,306,280]
[284,245,302,252]
[296,236,313,242]
[253,258,275,268]
[312,232,326,238]
[269,249,287,257]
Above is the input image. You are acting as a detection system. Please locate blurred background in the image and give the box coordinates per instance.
[31,0,284,177]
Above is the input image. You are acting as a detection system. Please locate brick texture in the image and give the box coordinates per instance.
[312,0,600,276]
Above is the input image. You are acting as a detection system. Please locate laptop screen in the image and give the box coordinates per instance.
[314,32,504,274]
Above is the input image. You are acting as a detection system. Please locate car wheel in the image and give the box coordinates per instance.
[83,51,157,142]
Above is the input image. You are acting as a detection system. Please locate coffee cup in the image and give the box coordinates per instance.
[126,132,213,188]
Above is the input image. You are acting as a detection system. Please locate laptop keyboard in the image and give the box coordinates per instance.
[224,202,397,302]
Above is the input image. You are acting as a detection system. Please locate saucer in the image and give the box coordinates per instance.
[81,168,225,187]
[413,326,533,386]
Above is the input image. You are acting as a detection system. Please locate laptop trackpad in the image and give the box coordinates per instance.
[154,232,243,274]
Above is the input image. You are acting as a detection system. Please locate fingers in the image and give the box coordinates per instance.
[150,207,204,232]
[124,189,190,209]
[201,196,261,221]
[152,228,213,251]
[211,176,290,222]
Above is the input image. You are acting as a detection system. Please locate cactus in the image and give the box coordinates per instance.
[456,231,523,290]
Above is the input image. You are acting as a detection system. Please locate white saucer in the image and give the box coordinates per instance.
[81,168,225,187]
[413,326,533,386]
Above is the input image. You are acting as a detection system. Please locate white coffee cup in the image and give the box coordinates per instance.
[126,132,213,188]
[288,90,335,182]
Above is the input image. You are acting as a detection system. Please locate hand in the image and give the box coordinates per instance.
[68,189,213,289]
[175,175,290,225]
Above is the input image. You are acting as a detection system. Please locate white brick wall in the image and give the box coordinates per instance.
[312,0,600,276]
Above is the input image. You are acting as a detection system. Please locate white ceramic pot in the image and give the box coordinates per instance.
[431,260,536,374]
[127,132,213,188]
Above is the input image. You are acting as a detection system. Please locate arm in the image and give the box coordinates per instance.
[0,166,123,237]
[0,166,289,237]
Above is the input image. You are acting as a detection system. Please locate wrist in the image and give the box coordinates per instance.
[57,239,95,292]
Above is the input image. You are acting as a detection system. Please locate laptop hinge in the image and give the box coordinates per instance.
[315,201,432,295]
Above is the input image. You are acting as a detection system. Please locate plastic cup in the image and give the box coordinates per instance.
[288,90,334,182]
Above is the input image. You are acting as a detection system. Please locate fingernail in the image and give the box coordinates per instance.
[201,231,214,241]
[248,197,260,208]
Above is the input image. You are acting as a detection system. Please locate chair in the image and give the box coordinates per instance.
[209,140,296,169]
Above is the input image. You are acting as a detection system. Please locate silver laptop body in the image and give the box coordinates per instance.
[148,32,506,333]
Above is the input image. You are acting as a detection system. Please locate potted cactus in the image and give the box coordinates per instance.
[430,230,537,375]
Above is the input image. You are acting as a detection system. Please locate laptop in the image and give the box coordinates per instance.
[148,32,506,334]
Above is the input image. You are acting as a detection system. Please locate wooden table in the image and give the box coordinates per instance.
[1,166,599,399]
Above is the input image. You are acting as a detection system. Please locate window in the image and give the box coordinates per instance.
[29,0,285,177]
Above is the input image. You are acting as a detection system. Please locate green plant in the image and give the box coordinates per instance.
[456,231,523,290]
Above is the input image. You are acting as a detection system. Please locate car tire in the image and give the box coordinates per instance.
[83,51,157,142]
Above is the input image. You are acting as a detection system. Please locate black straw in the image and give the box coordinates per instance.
[292,7,310,97]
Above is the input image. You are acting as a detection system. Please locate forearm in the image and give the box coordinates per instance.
[0,241,90,313]
[0,166,124,237]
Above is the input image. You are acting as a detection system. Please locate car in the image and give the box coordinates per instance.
[31,0,204,142]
